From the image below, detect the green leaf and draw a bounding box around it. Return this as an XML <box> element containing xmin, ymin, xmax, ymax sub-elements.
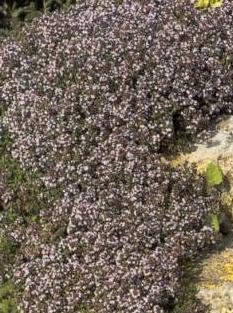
<box><xmin>194</xmin><ymin>0</ymin><xmax>210</xmax><ymax>9</ymax></box>
<box><xmin>51</xmin><ymin>226</ymin><xmax>67</xmax><ymax>241</ymax></box>
<box><xmin>206</xmin><ymin>162</ymin><xmax>224</xmax><ymax>186</ymax></box>
<box><xmin>209</xmin><ymin>213</ymin><xmax>220</xmax><ymax>233</ymax></box>
<box><xmin>210</xmin><ymin>0</ymin><xmax>223</xmax><ymax>7</ymax></box>
<box><xmin>194</xmin><ymin>0</ymin><xmax>223</xmax><ymax>9</ymax></box>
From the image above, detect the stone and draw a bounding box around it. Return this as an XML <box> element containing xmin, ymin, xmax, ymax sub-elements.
<box><xmin>171</xmin><ymin>115</ymin><xmax>233</xmax><ymax>313</ymax></box>
<box><xmin>220</xmin><ymin>212</ymin><xmax>232</xmax><ymax>235</ymax></box>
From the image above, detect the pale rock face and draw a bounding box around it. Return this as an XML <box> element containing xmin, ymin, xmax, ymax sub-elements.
<box><xmin>172</xmin><ymin>115</ymin><xmax>233</xmax><ymax>313</ymax></box>
<box><xmin>198</xmin><ymin>249</ymin><xmax>233</xmax><ymax>313</ymax></box>
<box><xmin>172</xmin><ymin>116</ymin><xmax>233</xmax><ymax>173</ymax></box>
<box><xmin>172</xmin><ymin>115</ymin><xmax>233</xmax><ymax>213</ymax></box>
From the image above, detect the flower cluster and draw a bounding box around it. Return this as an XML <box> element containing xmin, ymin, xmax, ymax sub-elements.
<box><xmin>0</xmin><ymin>0</ymin><xmax>230</xmax><ymax>312</ymax></box>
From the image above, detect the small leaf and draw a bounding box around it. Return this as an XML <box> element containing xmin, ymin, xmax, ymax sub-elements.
<box><xmin>194</xmin><ymin>0</ymin><xmax>223</xmax><ymax>9</ymax></box>
<box><xmin>209</xmin><ymin>213</ymin><xmax>220</xmax><ymax>233</ymax></box>
<box><xmin>206</xmin><ymin>162</ymin><xmax>224</xmax><ymax>186</ymax></box>
<box><xmin>210</xmin><ymin>0</ymin><xmax>223</xmax><ymax>7</ymax></box>
<box><xmin>51</xmin><ymin>226</ymin><xmax>67</xmax><ymax>241</ymax></box>
<box><xmin>194</xmin><ymin>0</ymin><xmax>210</xmax><ymax>10</ymax></box>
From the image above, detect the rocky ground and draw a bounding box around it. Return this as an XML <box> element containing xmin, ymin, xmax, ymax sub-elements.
<box><xmin>172</xmin><ymin>116</ymin><xmax>233</xmax><ymax>313</ymax></box>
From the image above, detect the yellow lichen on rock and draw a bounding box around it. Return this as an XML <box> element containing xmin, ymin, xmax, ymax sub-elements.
<box><xmin>223</xmin><ymin>263</ymin><xmax>233</xmax><ymax>282</ymax></box>
<box><xmin>200</xmin><ymin>282</ymin><xmax>218</xmax><ymax>289</ymax></box>
<box><xmin>170</xmin><ymin>156</ymin><xmax>212</xmax><ymax>174</ymax></box>
<box><xmin>199</xmin><ymin>250</ymin><xmax>233</xmax><ymax>286</ymax></box>
<box><xmin>197</xmin><ymin>249</ymin><xmax>233</xmax><ymax>312</ymax></box>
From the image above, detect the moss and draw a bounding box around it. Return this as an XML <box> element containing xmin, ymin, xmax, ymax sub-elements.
<box><xmin>0</xmin><ymin>281</ymin><xmax>19</xmax><ymax>313</ymax></box>
<box><xmin>0</xmin><ymin>236</ymin><xmax>18</xmax><ymax>257</ymax></box>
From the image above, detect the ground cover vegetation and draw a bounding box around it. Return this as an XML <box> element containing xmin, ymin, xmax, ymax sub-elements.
<box><xmin>0</xmin><ymin>0</ymin><xmax>233</xmax><ymax>312</ymax></box>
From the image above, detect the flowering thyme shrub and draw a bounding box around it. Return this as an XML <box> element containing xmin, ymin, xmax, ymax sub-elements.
<box><xmin>0</xmin><ymin>0</ymin><xmax>231</xmax><ymax>312</ymax></box>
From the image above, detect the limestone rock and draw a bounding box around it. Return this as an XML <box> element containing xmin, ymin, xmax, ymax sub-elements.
<box><xmin>171</xmin><ymin>115</ymin><xmax>233</xmax><ymax>313</ymax></box>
